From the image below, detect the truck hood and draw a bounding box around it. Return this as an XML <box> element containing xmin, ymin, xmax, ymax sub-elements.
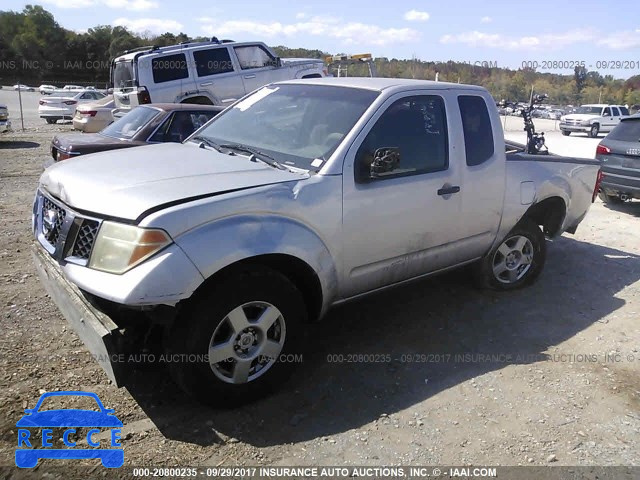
<box><xmin>40</xmin><ymin>143</ymin><xmax>308</xmax><ymax>221</ymax></box>
<box><xmin>563</xmin><ymin>114</ymin><xmax>598</xmax><ymax>121</ymax></box>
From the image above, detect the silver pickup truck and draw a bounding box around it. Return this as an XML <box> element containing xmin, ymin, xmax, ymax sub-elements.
<box><xmin>32</xmin><ymin>78</ymin><xmax>602</xmax><ymax>405</ymax></box>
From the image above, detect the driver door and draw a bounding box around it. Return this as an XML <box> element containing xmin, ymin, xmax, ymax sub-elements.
<box><xmin>341</xmin><ymin>92</ymin><xmax>464</xmax><ymax>298</ymax></box>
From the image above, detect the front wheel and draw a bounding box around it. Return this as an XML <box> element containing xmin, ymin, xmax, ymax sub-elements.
<box><xmin>167</xmin><ymin>266</ymin><xmax>307</xmax><ymax>406</ymax></box>
<box><xmin>45</xmin><ymin>118</ymin><xmax>57</xmax><ymax>124</ymax></box>
<box><xmin>561</xmin><ymin>130</ymin><xmax>570</xmax><ymax>136</ymax></box>
<box><xmin>476</xmin><ymin>217</ymin><xmax>546</xmax><ymax>291</ymax></box>
<box><xmin>589</xmin><ymin>123</ymin><xmax>600</xmax><ymax>138</ymax></box>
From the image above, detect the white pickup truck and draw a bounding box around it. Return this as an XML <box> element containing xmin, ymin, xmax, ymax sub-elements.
<box><xmin>32</xmin><ymin>78</ymin><xmax>601</xmax><ymax>405</ymax></box>
<box><xmin>560</xmin><ymin>104</ymin><xmax>630</xmax><ymax>137</ymax></box>
<box><xmin>111</xmin><ymin>39</ymin><xmax>326</xmax><ymax>111</ymax></box>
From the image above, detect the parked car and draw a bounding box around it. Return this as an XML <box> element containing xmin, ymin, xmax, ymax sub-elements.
<box><xmin>560</xmin><ymin>104</ymin><xmax>629</xmax><ymax>137</ymax></box>
<box><xmin>72</xmin><ymin>95</ymin><xmax>116</xmax><ymax>133</ymax></box>
<box><xmin>13</xmin><ymin>84</ymin><xmax>35</xmax><ymax>92</ymax></box>
<box><xmin>62</xmin><ymin>85</ymin><xmax>84</xmax><ymax>91</ymax></box>
<box><xmin>32</xmin><ymin>78</ymin><xmax>601</xmax><ymax>405</ymax></box>
<box><xmin>0</xmin><ymin>103</ymin><xmax>11</xmax><ymax>133</ymax></box>
<box><xmin>39</xmin><ymin>84</ymin><xmax>56</xmax><ymax>95</ymax></box>
<box><xmin>39</xmin><ymin>90</ymin><xmax>107</xmax><ymax>124</ymax></box>
<box><xmin>111</xmin><ymin>37</ymin><xmax>326</xmax><ymax>111</ymax></box>
<box><xmin>596</xmin><ymin>113</ymin><xmax>640</xmax><ymax>204</ymax></box>
<box><xmin>52</xmin><ymin>103</ymin><xmax>222</xmax><ymax>160</ymax></box>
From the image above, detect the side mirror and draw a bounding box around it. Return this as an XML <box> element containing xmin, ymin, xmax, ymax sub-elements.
<box><xmin>370</xmin><ymin>147</ymin><xmax>400</xmax><ymax>178</ymax></box>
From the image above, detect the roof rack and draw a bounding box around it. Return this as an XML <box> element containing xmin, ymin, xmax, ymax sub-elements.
<box><xmin>119</xmin><ymin>38</ymin><xmax>237</xmax><ymax>57</ymax></box>
<box><xmin>122</xmin><ymin>45</ymin><xmax>159</xmax><ymax>55</ymax></box>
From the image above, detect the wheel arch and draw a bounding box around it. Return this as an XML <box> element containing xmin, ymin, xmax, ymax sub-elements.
<box><xmin>191</xmin><ymin>253</ymin><xmax>324</xmax><ymax>323</ymax></box>
<box><xmin>180</xmin><ymin>95</ymin><xmax>215</xmax><ymax>105</ymax></box>
<box><xmin>521</xmin><ymin>195</ymin><xmax>567</xmax><ymax>237</ymax></box>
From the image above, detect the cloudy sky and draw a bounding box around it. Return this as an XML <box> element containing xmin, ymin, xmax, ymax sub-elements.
<box><xmin>4</xmin><ymin>0</ymin><xmax>640</xmax><ymax>78</ymax></box>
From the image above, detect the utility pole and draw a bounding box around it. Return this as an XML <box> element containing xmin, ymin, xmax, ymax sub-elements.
<box><xmin>17</xmin><ymin>80</ymin><xmax>25</xmax><ymax>131</ymax></box>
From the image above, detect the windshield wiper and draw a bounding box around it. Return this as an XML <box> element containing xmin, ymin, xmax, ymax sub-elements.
<box><xmin>218</xmin><ymin>143</ymin><xmax>286</xmax><ymax>170</ymax></box>
<box><xmin>191</xmin><ymin>135</ymin><xmax>224</xmax><ymax>153</ymax></box>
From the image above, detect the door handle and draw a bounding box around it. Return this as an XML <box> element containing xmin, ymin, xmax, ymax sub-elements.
<box><xmin>244</xmin><ymin>74</ymin><xmax>256</xmax><ymax>79</ymax></box>
<box><xmin>200</xmin><ymin>82</ymin><xmax>213</xmax><ymax>87</ymax></box>
<box><xmin>437</xmin><ymin>185</ymin><xmax>461</xmax><ymax>196</ymax></box>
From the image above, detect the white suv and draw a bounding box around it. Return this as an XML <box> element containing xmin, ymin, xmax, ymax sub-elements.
<box><xmin>560</xmin><ymin>104</ymin><xmax>630</xmax><ymax>137</ymax></box>
<box><xmin>111</xmin><ymin>38</ymin><xmax>326</xmax><ymax>111</ymax></box>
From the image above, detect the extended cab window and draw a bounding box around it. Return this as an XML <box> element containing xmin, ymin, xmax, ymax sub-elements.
<box><xmin>152</xmin><ymin>53</ymin><xmax>189</xmax><ymax>83</ymax></box>
<box><xmin>234</xmin><ymin>46</ymin><xmax>275</xmax><ymax>69</ymax></box>
<box><xmin>356</xmin><ymin>95</ymin><xmax>448</xmax><ymax>181</ymax></box>
<box><xmin>458</xmin><ymin>95</ymin><xmax>495</xmax><ymax>166</ymax></box>
<box><xmin>193</xmin><ymin>48</ymin><xmax>234</xmax><ymax>76</ymax></box>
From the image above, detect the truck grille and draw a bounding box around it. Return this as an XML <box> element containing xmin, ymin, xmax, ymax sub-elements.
<box><xmin>36</xmin><ymin>192</ymin><xmax>101</xmax><ymax>264</ymax></box>
<box><xmin>41</xmin><ymin>197</ymin><xmax>66</xmax><ymax>246</ymax></box>
<box><xmin>72</xmin><ymin>220</ymin><xmax>99</xmax><ymax>259</ymax></box>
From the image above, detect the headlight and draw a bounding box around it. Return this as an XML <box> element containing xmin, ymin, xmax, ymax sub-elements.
<box><xmin>581</xmin><ymin>120</ymin><xmax>591</xmax><ymax>126</ymax></box>
<box><xmin>89</xmin><ymin>221</ymin><xmax>172</xmax><ymax>274</ymax></box>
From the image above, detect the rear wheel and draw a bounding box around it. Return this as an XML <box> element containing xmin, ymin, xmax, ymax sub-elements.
<box><xmin>589</xmin><ymin>123</ymin><xmax>600</xmax><ymax>138</ymax></box>
<box><xmin>167</xmin><ymin>266</ymin><xmax>307</xmax><ymax>406</ymax></box>
<box><xmin>45</xmin><ymin>118</ymin><xmax>57</xmax><ymax>124</ymax></box>
<box><xmin>598</xmin><ymin>191</ymin><xmax>624</xmax><ymax>204</ymax></box>
<box><xmin>561</xmin><ymin>130</ymin><xmax>570</xmax><ymax>136</ymax></box>
<box><xmin>476</xmin><ymin>217</ymin><xmax>546</xmax><ymax>291</ymax></box>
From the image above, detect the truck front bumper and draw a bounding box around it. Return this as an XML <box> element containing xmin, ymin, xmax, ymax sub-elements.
<box><xmin>32</xmin><ymin>245</ymin><xmax>128</xmax><ymax>386</ymax></box>
<box><xmin>0</xmin><ymin>119</ymin><xmax>11</xmax><ymax>133</ymax></box>
<box><xmin>559</xmin><ymin>123</ymin><xmax>590</xmax><ymax>133</ymax></box>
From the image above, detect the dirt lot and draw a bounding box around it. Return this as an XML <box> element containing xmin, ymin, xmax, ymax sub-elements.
<box><xmin>0</xmin><ymin>92</ymin><xmax>639</xmax><ymax>475</ymax></box>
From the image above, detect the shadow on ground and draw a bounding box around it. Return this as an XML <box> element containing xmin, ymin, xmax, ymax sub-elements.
<box><xmin>601</xmin><ymin>199</ymin><xmax>640</xmax><ymax>218</ymax></box>
<box><xmin>0</xmin><ymin>140</ymin><xmax>40</xmax><ymax>149</ymax></box>
<box><xmin>124</xmin><ymin>236</ymin><xmax>640</xmax><ymax>447</ymax></box>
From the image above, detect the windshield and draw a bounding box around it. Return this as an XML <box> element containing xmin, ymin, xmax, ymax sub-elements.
<box><xmin>113</xmin><ymin>60</ymin><xmax>135</xmax><ymax>89</ymax></box>
<box><xmin>576</xmin><ymin>106</ymin><xmax>603</xmax><ymax>115</ymax></box>
<box><xmin>191</xmin><ymin>84</ymin><xmax>379</xmax><ymax>170</ymax></box>
<box><xmin>101</xmin><ymin>106</ymin><xmax>160</xmax><ymax>139</ymax></box>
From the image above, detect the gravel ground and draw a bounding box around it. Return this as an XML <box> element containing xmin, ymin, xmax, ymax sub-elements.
<box><xmin>0</xmin><ymin>89</ymin><xmax>639</xmax><ymax>474</ymax></box>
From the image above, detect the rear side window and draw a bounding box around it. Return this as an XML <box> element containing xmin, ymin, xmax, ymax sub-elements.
<box><xmin>234</xmin><ymin>46</ymin><xmax>274</xmax><ymax>69</ymax></box>
<box><xmin>458</xmin><ymin>95</ymin><xmax>495</xmax><ymax>166</ymax></box>
<box><xmin>612</xmin><ymin>107</ymin><xmax>620</xmax><ymax>116</ymax></box>
<box><xmin>152</xmin><ymin>54</ymin><xmax>188</xmax><ymax>83</ymax></box>
<box><xmin>193</xmin><ymin>48</ymin><xmax>234</xmax><ymax>76</ymax></box>
<box><xmin>620</xmin><ymin>107</ymin><xmax>630</xmax><ymax>116</ymax></box>
<box><xmin>606</xmin><ymin>119</ymin><xmax>640</xmax><ymax>142</ymax></box>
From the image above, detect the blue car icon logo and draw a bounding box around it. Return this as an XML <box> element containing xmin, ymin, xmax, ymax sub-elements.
<box><xmin>16</xmin><ymin>391</ymin><xmax>123</xmax><ymax>468</ymax></box>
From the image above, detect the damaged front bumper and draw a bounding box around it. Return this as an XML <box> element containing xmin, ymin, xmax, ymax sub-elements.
<box><xmin>32</xmin><ymin>245</ymin><xmax>130</xmax><ymax>386</ymax></box>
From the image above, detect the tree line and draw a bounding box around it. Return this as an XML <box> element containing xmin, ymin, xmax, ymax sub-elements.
<box><xmin>1</xmin><ymin>5</ymin><xmax>638</xmax><ymax>106</ymax></box>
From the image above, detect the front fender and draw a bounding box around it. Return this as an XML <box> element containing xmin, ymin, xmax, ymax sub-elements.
<box><xmin>174</xmin><ymin>214</ymin><xmax>339</xmax><ymax>315</ymax></box>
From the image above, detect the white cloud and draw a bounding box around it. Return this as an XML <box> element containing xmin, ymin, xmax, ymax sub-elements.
<box><xmin>440</xmin><ymin>29</ymin><xmax>597</xmax><ymax>50</ymax></box>
<box><xmin>480</xmin><ymin>16</ymin><xmax>492</xmax><ymax>23</ymax></box>
<box><xmin>597</xmin><ymin>30</ymin><xmax>640</xmax><ymax>49</ymax></box>
<box><xmin>113</xmin><ymin>17</ymin><xmax>184</xmax><ymax>34</ymax></box>
<box><xmin>42</xmin><ymin>0</ymin><xmax>157</xmax><ymax>9</ymax></box>
<box><xmin>201</xmin><ymin>18</ymin><xmax>420</xmax><ymax>46</ymax></box>
<box><xmin>103</xmin><ymin>0</ymin><xmax>158</xmax><ymax>11</ymax></box>
<box><xmin>295</xmin><ymin>12</ymin><xmax>307</xmax><ymax>20</ymax></box>
<box><xmin>404</xmin><ymin>10</ymin><xmax>430</xmax><ymax>22</ymax></box>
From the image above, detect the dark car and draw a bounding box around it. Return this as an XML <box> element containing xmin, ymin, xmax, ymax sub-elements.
<box><xmin>597</xmin><ymin>114</ymin><xmax>640</xmax><ymax>204</ymax></box>
<box><xmin>51</xmin><ymin>103</ymin><xmax>224</xmax><ymax>161</ymax></box>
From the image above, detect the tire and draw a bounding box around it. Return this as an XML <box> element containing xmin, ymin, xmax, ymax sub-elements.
<box><xmin>45</xmin><ymin>118</ymin><xmax>57</xmax><ymax>124</ymax></box>
<box><xmin>598</xmin><ymin>190</ymin><xmax>623</xmax><ymax>204</ymax></box>
<box><xmin>476</xmin><ymin>217</ymin><xmax>546</xmax><ymax>291</ymax></box>
<box><xmin>561</xmin><ymin>130</ymin><xmax>570</xmax><ymax>136</ymax></box>
<box><xmin>589</xmin><ymin>123</ymin><xmax>599</xmax><ymax>138</ymax></box>
<box><xmin>166</xmin><ymin>266</ymin><xmax>307</xmax><ymax>406</ymax></box>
